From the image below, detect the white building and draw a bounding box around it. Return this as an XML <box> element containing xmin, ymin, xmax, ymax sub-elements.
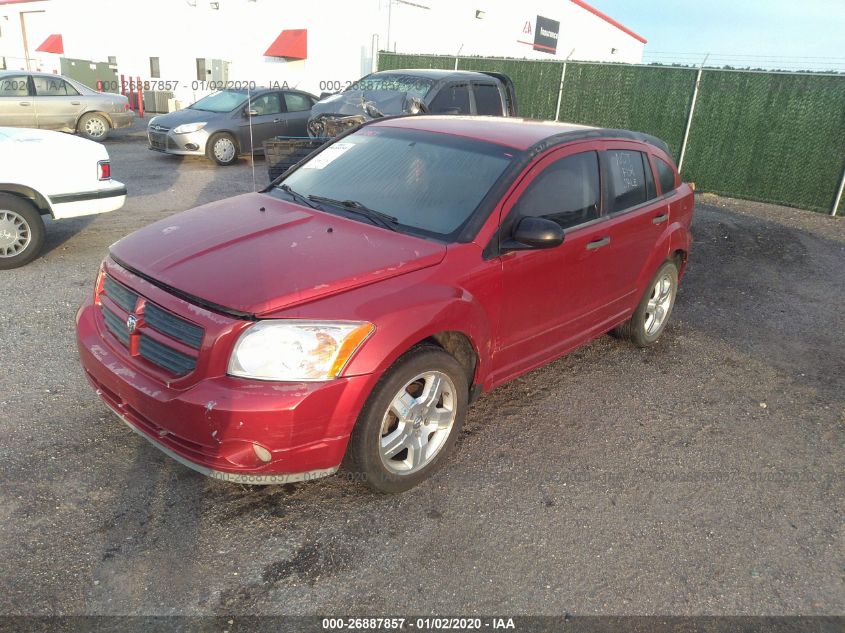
<box><xmin>0</xmin><ymin>0</ymin><xmax>646</xmax><ymax>104</ymax></box>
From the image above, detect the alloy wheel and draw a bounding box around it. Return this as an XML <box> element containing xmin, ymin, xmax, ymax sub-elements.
<box><xmin>379</xmin><ymin>371</ymin><xmax>457</xmax><ymax>475</ymax></box>
<box><xmin>644</xmin><ymin>273</ymin><xmax>674</xmax><ymax>336</ymax></box>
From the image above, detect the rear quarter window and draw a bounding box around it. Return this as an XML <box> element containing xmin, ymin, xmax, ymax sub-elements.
<box><xmin>655</xmin><ymin>156</ymin><xmax>678</xmax><ymax>194</ymax></box>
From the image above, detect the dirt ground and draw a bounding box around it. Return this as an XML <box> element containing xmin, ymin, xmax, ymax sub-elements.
<box><xmin>0</xmin><ymin>121</ymin><xmax>842</xmax><ymax>616</ymax></box>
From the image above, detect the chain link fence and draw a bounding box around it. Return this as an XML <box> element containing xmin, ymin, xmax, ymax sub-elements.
<box><xmin>378</xmin><ymin>52</ymin><xmax>845</xmax><ymax>215</ymax></box>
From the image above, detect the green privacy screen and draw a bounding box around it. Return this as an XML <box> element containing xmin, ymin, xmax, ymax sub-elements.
<box><xmin>378</xmin><ymin>52</ymin><xmax>845</xmax><ymax>214</ymax></box>
<box><xmin>681</xmin><ymin>71</ymin><xmax>845</xmax><ymax>213</ymax></box>
<box><xmin>556</xmin><ymin>63</ymin><xmax>696</xmax><ymax>161</ymax></box>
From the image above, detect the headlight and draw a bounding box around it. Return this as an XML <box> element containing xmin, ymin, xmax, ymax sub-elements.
<box><xmin>172</xmin><ymin>122</ymin><xmax>207</xmax><ymax>134</ymax></box>
<box><xmin>228</xmin><ymin>320</ymin><xmax>374</xmax><ymax>381</ymax></box>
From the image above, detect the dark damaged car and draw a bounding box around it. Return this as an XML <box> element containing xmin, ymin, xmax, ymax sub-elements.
<box><xmin>306</xmin><ymin>69</ymin><xmax>517</xmax><ymax>138</ymax></box>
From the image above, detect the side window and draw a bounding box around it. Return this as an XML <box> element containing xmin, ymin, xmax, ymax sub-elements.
<box><xmin>473</xmin><ymin>83</ymin><xmax>503</xmax><ymax>116</ymax></box>
<box><xmin>607</xmin><ymin>150</ymin><xmax>647</xmax><ymax>212</ymax></box>
<box><xmin>655</xmin><ymin>156</ymin><xmax>678</xmax><ymax>195</ymax></box>
<box><xmin>427</xmin><ymin>83</ymin><xmax>471</xmax><ymax>114</ymax></box>
<box><xmin>0</xmin><ymin>75</ymin><xmax>30</xmax><ymax>97</ymax></box>
<box><xmin>516</xmin><ymin>151</ymin><xmax>601</xmax><ymax>230</ymax></box>
<box><xmin>284</xmin><ymin>92</ymin><xmax>312</xmax><ymax>112</ymax></box>
<box><xmin>249</xmin><ymin>92</ymin><xmax>284</xmax><ymax>116</ymax></box>
<box><xmin>33</xmin><ymin>76</ymin><xmax>79</xmax><ymax>96</ymax></box>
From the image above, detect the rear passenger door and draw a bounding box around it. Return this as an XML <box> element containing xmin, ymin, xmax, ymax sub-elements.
<box><xmin>597</xmin><ymin>143</ymin><xmax>671</xmax><ymax>315</ymax></box>
<box><xmin>0</xmin><ymin>74</ymin><xmax>35</xmax><ymax>127</ymax></box>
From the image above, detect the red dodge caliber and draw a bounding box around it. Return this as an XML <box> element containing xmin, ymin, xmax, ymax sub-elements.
<box><xmin>77</xmin><ymin>116</ymin><xmax>693</xmax><ymax>493</ymax></box>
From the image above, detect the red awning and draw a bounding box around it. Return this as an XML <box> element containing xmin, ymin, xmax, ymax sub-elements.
<box><xmin>264</xmin><ymin>29</ymin><xmax>307</xmax><ymax>60</ymax></box>
<box><xmin>36</xmin><ymin>34</ymin><xmax>63</xmax><ymax>54</ymax></box>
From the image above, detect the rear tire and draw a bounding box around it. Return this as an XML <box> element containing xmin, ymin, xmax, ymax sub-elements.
<box><xmin>77</xmin><ymin>113</ymin><xmax>110</xmax><ymax>141</ymax></box>
<box><xmin>0</xmin><ymin>194</ymin><xmax>45</xmax><ymax>269</ymax></box>
<box><xmin>206</xmin><ymin>132</ymin><xmax>239</xmax><ymax>166</ymax></box>
<box><xmin>614</xmin><ymin>260</ymin><xmax>679</xmax><ymax>347</ymax></box>
<box><xmin>345</xmin><ymin>345</ymin><xmax>468</xmax><ymax>493</ymax></box>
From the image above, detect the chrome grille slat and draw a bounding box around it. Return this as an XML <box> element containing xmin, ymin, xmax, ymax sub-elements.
<box><xmin>144</xmin><ymin>303</ymin><xmax>204</xmax><ymax>349</ymax></box>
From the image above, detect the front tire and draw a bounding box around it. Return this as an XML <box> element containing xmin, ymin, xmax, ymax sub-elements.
<box><xmin>0</xmin><ymin>194</ymin><xmax>45</xmax><ymax>269</ymax></box>
<box><xmin>345</xmin><ymin>345</ymin><xmax>469</xmax><ymax>493</ymax></box>
<box><xmin>77</xmin><ymin>113</ymin><xmax>110</xmax><ymax>141</ymax></box>
<box><xmin>614</xmin><ymin>260</ymin><xmax>679</xmax><ymax>347</ymax></box>
<box><xmin>207</xmin><ymin>132</ymin><xmax>239</xmax><ymax>166</ymax></box>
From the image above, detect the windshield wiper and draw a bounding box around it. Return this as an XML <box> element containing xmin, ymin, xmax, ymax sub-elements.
<box><xmin>307</xmin><ymin>195</ymin><xmax>399</xmax><ymax>231</ymax></box>
<box><xmin>278</xmin><ymin>184</ymin><xmax>319</xmax><ymax>209</ymax></box>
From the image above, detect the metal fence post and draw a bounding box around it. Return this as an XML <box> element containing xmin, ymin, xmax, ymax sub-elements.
<box><xmin>831</xmin><ymin>162</ymin><xmax>845</xmax><ymax>216</ymax></box>
<box><xmin>554</xmin><ymin>63</ymin><xmax>567</xmax><ymax>122</ymax></box>
<box><xmin>678</xmin><ymin>54</ymin><xmax>709</xmax><ymax>173</ymax></box>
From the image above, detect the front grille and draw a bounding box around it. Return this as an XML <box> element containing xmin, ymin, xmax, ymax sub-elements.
<box><xmin>99</xmin><ymin>273</ymin><xmax>205</xmax><ymax>378</ymax></box>
<box><xmin>138</xmin><ymin>334</ymin><xmax>197</xmax><ymax>376</ymax></box>
<box><xmin>103</xmin><ymin>276</ymin><xmax>138</xmax><ymax>312</ymax></box>
<box><xmin>101</xmin><ymin>306</ymin><xmax>130</xmax><ymax>345</ymax></box>
<box><xmin>148</xmin><ymin>131</ymin><xmax>168</xmax><ymax>150</ymax></box>
<box><xmin>144</xmin><ymin>303</ymin><xmax>203</xmax><ymax>349</ymax></box>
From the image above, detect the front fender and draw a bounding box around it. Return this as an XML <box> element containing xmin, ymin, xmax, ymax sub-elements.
<box><xmin>342</xmin><ymin>281</ymin><xmax>493</xmax><ymax>384</ymax></box>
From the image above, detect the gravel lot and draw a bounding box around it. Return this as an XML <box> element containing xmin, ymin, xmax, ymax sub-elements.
<box><xmin>0</xmin><ymin>119</ymin><xmax>843</xmax><ymax>617</ymax></box>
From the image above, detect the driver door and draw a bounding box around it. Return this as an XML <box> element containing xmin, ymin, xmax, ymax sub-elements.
<box><xmin>491</xmin><ymin>142</ymin><xmax>616</xmax><ymax>383</ymax></box>
<box><xmin>238</xmin><ymin>91</ymin><xmax>286</xmax><ymax>152</ymax></box>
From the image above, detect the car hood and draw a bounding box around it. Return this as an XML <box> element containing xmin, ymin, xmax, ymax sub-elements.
<box><xmin>310</xmin><ymin>90</ymin><xmax>413</xmax><ymax>119</ymax></box>
<box><xmin>109</xmin><ymin>192</ymin><xmax>446</xmax><ymax>316</ymax></box>
<box><xmin>149</xmin><ymin>107</ymin><xmax>221</xmax><ymax>128</ymax></box>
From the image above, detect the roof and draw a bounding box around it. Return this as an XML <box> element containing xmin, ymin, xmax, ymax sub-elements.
<box><xmin>372</xmin><ymin>116</ymin><xmax>596</xmax><ymax>150</ymax></box>
<box><xmin>371</xmin><ymin>69</ymin><xmax>501</xmax><ymax>82</ymax></box>
<box><xmin>371</xmin><ymin>116</ymin><xmax>670</xmax><ymax>155</ymax></box>
<box><xmin>570</xmin><ymin>0</ymin><xmax>647</xmax><ymax>44</ymax></box>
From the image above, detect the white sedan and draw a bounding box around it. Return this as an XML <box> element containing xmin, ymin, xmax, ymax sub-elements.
<box><xmin>0</xmin><ymin>127</ymin><xmax>126</xmax><ymax>269</ymax></box>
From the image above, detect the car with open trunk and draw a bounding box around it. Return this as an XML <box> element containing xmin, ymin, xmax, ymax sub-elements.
<box><xmin>76</xmin><ymin>116</ymin><xmax>693</xmax><ymax>493</ymax></box>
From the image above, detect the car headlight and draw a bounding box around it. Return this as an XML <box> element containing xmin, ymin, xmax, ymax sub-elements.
<box><xmin>228</xmin><ymin>320</ymin><xmax>375</xmax><ymax>381</ymax></box>
<box><xmin>172</xmin><ymin>122</ymin><xmax>207</xmax><ymax>134</ymax></box>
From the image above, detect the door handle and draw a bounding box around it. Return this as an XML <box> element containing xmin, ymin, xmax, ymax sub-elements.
<box><xmin>272</xmin><ymin>118</ymin><xmax>282</xmax><ymax>123</ymax></box>
<box><xmin>652</xmin><ymin>213</ymin><xmax>669</xmax><ymax>225</ymax></box>
<box><xmin>586</xmin><ymin>236</ymin><xmax>611</xmax><ymax>250</ymax></box>
<box><xmin>71</xmin><ymin>101</ymin><xmax>81</xmax><ymax>105</ymax></box>
<box><xmin>19</xmin><ymin>102</ymin><xmax>31</xmax><ymax>106</ymax></box>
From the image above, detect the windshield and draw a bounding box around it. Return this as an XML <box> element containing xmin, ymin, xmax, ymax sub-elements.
<box><xmin>345</xmin><ymin>74</ymin><xmax>434</xmax><ymax>100</ymax></box>
<box><xmin>189</xmin><ymin>90</ymin><xmax>248</xmax><ymax>113</ymax></box>
<box><xmin>274</xmin><ymin>127</ymin><xmax>515</xmax><ymax>238</ymax></box>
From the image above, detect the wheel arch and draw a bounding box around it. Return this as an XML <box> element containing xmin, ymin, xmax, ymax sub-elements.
<box><xmin>0</xmin><ymin>184</ymin><xmax>53</xmax><ymax>216</ymax></box>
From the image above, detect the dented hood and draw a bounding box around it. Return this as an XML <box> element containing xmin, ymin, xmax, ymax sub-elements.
<box><xmin>310</xmin><ymin>90</ymin><xmax>414</xmax><ymax>119</ymax></box>
<box><xmin>109</xmin><ymin>192</ymin><xmax>446</xmax><ymax>316</ymax></box>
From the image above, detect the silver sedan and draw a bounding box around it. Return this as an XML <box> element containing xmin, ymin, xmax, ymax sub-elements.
<box><xmin>0</xmin><ymin>71</ymin><xmax>134</xmax><ymax>141</ymax></box>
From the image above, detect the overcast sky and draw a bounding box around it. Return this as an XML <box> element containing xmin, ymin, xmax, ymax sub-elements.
<box><xmin>590</xmin><ymin>0</ymin><xmax>845</xmax><ymax>71</ymax></box>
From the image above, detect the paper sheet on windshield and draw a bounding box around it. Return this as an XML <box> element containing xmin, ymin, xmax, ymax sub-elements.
<box><xmin>303</xmin><ymin>142</ymin><xmax>355</xmax><ymax>169</ymax></box>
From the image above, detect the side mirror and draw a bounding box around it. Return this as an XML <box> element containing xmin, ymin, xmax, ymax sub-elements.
<box><xmin>245</xmin><ymin>108</ymin><xmax>258</xmax><ymax>118</ymax></box>
<box><xmin>319</xmin><ymin>91</ymin><xmax>333</xmax><ymax>100</ymax></box>
<box><xmin>504</xmin><ymin>217</ymin><xmax>565</xmax><ymax>251</ymax></box>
